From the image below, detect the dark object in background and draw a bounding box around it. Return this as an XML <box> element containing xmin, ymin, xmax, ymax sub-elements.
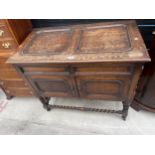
<box><xmin>132</xmin><ymin>31</ymin><xmax>155</xmax><ymax>112</ymax></box>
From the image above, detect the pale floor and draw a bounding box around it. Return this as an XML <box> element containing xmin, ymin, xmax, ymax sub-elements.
<box><xmin>0</xmin><ymin>89</ymin><xmax>155</xmax><ymax>135</ymax></box>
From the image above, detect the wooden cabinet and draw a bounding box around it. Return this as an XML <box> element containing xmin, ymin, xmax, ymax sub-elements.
<box><xmin>0</xmin><ymin>19</ymin><xmax>33</xmax><ymax>98</ymax></box>
<box><xmin>8</xmin><ymin>20</ymin><xmax>150</xmax><ymax>120</ymax></box>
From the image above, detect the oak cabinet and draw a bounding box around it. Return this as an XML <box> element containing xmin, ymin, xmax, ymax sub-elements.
<box><xmin>8</xmin><ymin>20</ymin><xmax>150</xmax><ymax>120</ymax></box>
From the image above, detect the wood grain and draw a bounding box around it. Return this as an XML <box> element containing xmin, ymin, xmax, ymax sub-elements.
<box><xmin>0</xmin><ymin>19</ymin><xmax>33</xmax><ymax>98</ymax></box>
<box><xmin>8</xmin><ymin>20</ymin><xmax>150</xmax><ymax>64</ymax></box>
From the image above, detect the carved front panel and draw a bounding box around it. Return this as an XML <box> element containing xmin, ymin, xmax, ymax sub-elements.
<box><xmin>77</xmin><ymin>75</ymin><xmax>130</xmax><ymax>101</ymax></box>
<box><xmin>26</xmin><ymin>75</ymin><xmax>76</xmax><ymax>97</ymax></box>
<box><xmin>33</xmin><ymin>78</ymin><xmax>75</xmax><ymax>97</ymax></box>
<box><xmin>75</xmin><ymin>63</ymin><xmax>133</xmax><ymax>100</ymax></box>
<box><xmin>21</xmin><ymin>65</ymin><xmax>77</xmax><ymax>97</ymax></box>
<box><xmin>20</xmin><ymin>63</ymin><xmax>133</xmax><ymax>100</ymax></box>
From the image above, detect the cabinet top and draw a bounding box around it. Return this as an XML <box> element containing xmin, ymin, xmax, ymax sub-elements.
<box><xmin>8</xmin><ymin>20</ymin><xmax>150</xmax><ymax>64</ymax></box>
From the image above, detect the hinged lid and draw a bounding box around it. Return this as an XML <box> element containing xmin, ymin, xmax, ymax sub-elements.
<box><xmin>8</xmin><ymin>20</ymin><xmax>150</xmax><ymax>64</ymax></box>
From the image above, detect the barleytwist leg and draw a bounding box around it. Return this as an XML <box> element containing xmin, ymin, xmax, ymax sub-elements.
<box><xmin>122</xmin><ymin>102</ymin><xmax>129</xmax><ymax>121</ymax></box>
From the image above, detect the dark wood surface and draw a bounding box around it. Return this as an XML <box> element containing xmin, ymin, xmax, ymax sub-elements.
<box><xmin>131</xmin><ymin>31</ymin><xmax>155</xmax><ymax>112</ymax></box>
<box><xmin>8</xmin><ymin>20</ymin><xmax>150</xmax><ymax>120</ymax></box>
<box><xmin>0</xmin><ymin>19</ymin><xmax>33</xmax><ymax>98</ymax></box>
<box><xmin>8</xmin><ymin>20</ymin><xmax>150</xmax><ymax>64</ymax></box>
<box><xmin>31</xmin><ymin>19</ymin><xmax>155</xmax><ymax>50</ymax></box>
<box><xmin>6</xmin><ymin>19</ymin><xmax>32</xmax><ymax>45</ymax></box>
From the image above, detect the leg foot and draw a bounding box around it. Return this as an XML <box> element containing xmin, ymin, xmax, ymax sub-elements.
<box><xmin>6</xmin><ymin>95</ymin><xmax>14</xmax><ymax>100</ymax></box>
<box><xmin>39</xmin><ymin>97</ymin><xmax>51</xmax><ymax>111</ymax></box>
<box><xmin>122</xmin><ymin>102</ymin><xmax>129</xmax><ymax>121</ymax></box>
<box><xmin>43</xmin><ymin>103</ymin><xmax>51</xmax><ymax>111</ymax></box>
<box><xmin>122</xmin><ymin>115</ymin><xmax>126</xmax><ymax>121</ymax></box>
<box><xmin>1</xmin><ymin>87</ymin><xmax>14</xmax><ymax>100</ymax></box>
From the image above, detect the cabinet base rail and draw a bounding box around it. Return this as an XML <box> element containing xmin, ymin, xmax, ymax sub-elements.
<box><xmin>41</xmin><ymin>100</ymin><xmax>128</xmax><ymax>121</ymax></box>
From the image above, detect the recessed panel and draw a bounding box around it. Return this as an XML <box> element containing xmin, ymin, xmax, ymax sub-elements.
<box><xmin>85</xmin><ymin>81</ymin><xmax>121</xmax><ymax>95</ymax></box>
<box><xmin>78</xmin><ymin>25</ymin><xmax>132</xmax><ymax>53</ymax></box>
<box><xmin>34</xmin><ymin>80</ymin><xmax>69</xmax><ymax>93</ymax></box>
<box><xmin>30</xmin><ymin>77</ymin><xmax>76</xmax><ymax>97</ymax></box>
<box><xmin>22</xmin><ymin>30</ymin><xmax>73</xmax><ymax>55</ymax></box>
<box><xmin>77</xmin><ymin>74</ymin><xmax>130</xmax><ymax>100</ymax></box>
